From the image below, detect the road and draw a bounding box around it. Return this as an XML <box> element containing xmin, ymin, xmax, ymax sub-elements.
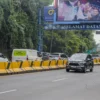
<box><xmin>0</xmin><ymin>66</ymin><xmax>100</xmax><ymax>100</ymax></box>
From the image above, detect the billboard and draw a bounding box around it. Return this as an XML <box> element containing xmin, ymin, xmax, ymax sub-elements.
<box><xmin>43</xmin><ymin>0</ymin><xmax>100</xmax><ymax>30</ymax></box>
<box><xmin>57</xmin><ymin>0</ymin><xmax>100</xmax><ymax>23</ymax></box>
<box><xmin>44</xmin><ymin>6</ymin><xmax>55</xmax><ymax>21</ymax></box>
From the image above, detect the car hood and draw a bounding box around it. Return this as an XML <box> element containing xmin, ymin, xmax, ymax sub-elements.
<box><xmin>69</xmin><ymin>59</ymin><xmax>84</xmax><ymax>62</ymax></box>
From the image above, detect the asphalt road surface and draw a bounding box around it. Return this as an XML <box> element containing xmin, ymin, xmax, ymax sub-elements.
<box><xmin>0</xmin><ymin>66</ymin><xmax>100</xmax><ymax>100</ymax></box>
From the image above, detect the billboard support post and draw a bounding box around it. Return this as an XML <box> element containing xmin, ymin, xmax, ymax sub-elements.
<box><xmin>38</xmin><ymin>8</ymin><xmax>43</xmax><ymax>52</ymax></box>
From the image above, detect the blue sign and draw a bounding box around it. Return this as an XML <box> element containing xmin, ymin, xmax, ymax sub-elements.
<box><xmin>44</xmin><ymin>6</ymin><xmax>55</xmax><ymax>21</ymax></box>
<box><xmin>44</xmin><ymin>24</ymin><xmax>100</xmax><ymax>30</ymax></box>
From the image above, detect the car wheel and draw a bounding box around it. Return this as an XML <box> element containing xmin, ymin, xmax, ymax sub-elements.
<box><xmin>90</xmin><ymin>63</ymin><xmax>94</xmax><ymax>72</ymax></box>
<box><xmin>66</xmin><ymin>68</ymin><xmax>70</xmax><ymax>72</ymax></box>
<box><xmin>90</xmin><ymin>66</ymin><xmax>93</xmax><ymax>72</ymax></box>
<box><xmin>83</xmin><ymin>67</ymin><xmax>87</xmax><ymax>73</ymax></box>
<box><xmin>90</xmin><ymin>68</ymin><xmax>93</xmax><ymax>72</ymax></box>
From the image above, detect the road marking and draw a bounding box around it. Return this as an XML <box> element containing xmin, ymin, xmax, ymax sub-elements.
<box><xmin>0</xmin><ymin>89</ymin><xmax>17</xmax><ymax>95</ymax></box>
<box><xmin>52</xmin><ymin>78</ymin><xmax>68</xmax><ymax>82</ymax></box>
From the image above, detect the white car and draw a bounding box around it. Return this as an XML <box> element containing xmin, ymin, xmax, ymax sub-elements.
<box><xmin>0</xmin><ymin>53</ymin><xmax>9</xmax><ymax>62</ymax></box>
<box><xmin>50</xmin><ymin>53</ymin><xmax>68</xmax><ymax>60</ymax></box>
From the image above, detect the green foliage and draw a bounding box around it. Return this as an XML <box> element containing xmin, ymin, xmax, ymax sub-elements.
<box><xmin>0</xmin><ymin>0</ymin><xmax>40</xmax><ymax>57</ymax></box>
<box><xmin>43</xmin><ymin>30</ymin><xmax>96</xmax><ymax>55</ymax></box>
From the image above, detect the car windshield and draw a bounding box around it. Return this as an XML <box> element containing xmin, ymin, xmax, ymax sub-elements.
<box><xmin>70</xmin><ymin>54</ymin><xmax>87</xmax><ymax>61</ymax></box>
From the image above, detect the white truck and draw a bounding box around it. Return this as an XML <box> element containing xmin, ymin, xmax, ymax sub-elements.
<box><xmin>12</xmin><ymin>49</ymin><xmax>41</xmax><ymax>61</ymax></box>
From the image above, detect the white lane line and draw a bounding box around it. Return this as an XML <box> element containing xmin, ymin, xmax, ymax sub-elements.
<box><xmin>0</xmin><ymin>89</ymin><xmax>17</xmax><ymax>95</ymax></box>
<box><xmin>52</xmin><ymin>78</ymin><xmax>68</xmax><ymax>82</ymax></box>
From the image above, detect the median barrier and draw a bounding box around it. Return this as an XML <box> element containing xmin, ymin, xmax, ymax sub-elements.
<box><xmin>50</xmin><ymin>60</ymin><xmax>58</xmax><ymax>69</ymax></box>
<box><xmin>32</xmin><ymin>61</ymin><xmax>43</xmax><ymax>70</ymax></box>
<box><xmin>58</xmin><ymin>60</ymin><xmax>65</xmax><ymax>68</ymax></box>
<box><xmin>97</xmin><ymin>58</ymin><xmax>100</xmax><ymax>65</ymax></box>
<box><xmin>0</xmin><ymin>60</ymin><xmax>68</xmax><ymax>75</ymax></box>
<box><xmin>93</xmin><ymin>58</ymin><xmax>100</xmax><ymax>65</ymax></box>
<box><xmin>48</xmin><ymin>60</ymin><xmax>52</xmax><ymax>69</ymax></box>
<box><xmin>6</xmin><ymin>62</ymin><xmax>23</xmax><ymax>74</ymax></box>
<box><xmin>12</xmin><ymin>62</ymin><xmax>23</xmax><ymax>73</ymax></box>
<box><xmin>6</xmin><ymin>62</ymin><xmax>14</xmax><ymax>74</ymax></box>
<box><xmin>21</xmin><ymin>60</ymin><xmax>33</xmax><ymax>72</ymax></box>
<box><xmin>0</xmin><ymin>62</ymin><xmax>7</xmax><ymax>74</ymax></box>
<box><xmin>42</xmin><ymin>60</ymin><xmax>50</xmax><ymax>70</ymax></box>
<box><xmin>64</xmin><ymin>60</ymin><xmax>68</xmax><ymax>66</ymax></box>
<box><xmin>93</xmin><ymin>58</ymin><xmax>97</xmax><ymax>65</ymax></box>
<box><xmin>99</xmin><ymin>58</ymin><xmax>100</xmax><ymax>64</ymax></box>
<box><xmin>97</xmin><ymin>58</ymin><xmax>99</xmax><ymax>65</ymax></box>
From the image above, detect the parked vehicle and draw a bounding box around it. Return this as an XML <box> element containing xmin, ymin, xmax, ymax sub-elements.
<box><xmin>92</xmin><ymin>54</ymin><xmax>100</xmax><ymax>59</ymax></box>
<box><xmin>41</xmin><ymin>52</ymin><xmax>50</xmax><ymax>60</ymax></box>
<box><xmin>12</xmin><ymin>49</ymin><xmax>41</xmax><ymax>61</ymax></box>
<box><xmin>66</xmin><ymin>53</ymin><xmax>94</xmax><ymax>73</ymax></box>
<box><xmin>50</xmin><ymin>53</ymin><xmax>68</xmax><ymax>60</ymax></box>
<box><xmin>0</xmin><ymin>53</ymin><xmax>9</xmax><ymax>62</ymax></box>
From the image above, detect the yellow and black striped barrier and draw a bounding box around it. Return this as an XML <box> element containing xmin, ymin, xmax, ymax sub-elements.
<box><xmin>93</xmin><ymin>58</ymin><xmax>100</xmax><ymax>65</ymax></box>
<box><xmin>0</xmin><ymin>60</ymin><xmax>68</xmax><ymax>75</ymax></box>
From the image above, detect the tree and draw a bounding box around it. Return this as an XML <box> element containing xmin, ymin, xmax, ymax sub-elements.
<box><xmin>43</xmin><ymin>30</ymin><xmax>95</xmax><ymax>56</ymax></box>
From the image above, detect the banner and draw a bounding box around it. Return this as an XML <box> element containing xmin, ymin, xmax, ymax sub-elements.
<box><xmin>44</xmin><ymin>24</ymin><xmax>100</xmax><ymax>30</ymax></box>
<box><xmin>57</xmin><ymin>0</ymin><xmax>100</xmax><ymax>22</ymax></box>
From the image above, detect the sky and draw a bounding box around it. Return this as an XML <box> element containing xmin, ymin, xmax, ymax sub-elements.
<box><xmin>93</xmin><ymin>30</ymin><xmax>100</xmax><ymax>44</ymax></box>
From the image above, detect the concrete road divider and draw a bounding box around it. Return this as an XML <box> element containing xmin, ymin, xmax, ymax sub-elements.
<box><xmin>6</xmin><ymin>62</ymin><xmax>13</xmax><ymax>73</ymax></box>
<box><xmin>93</xmin><ymin>58</ymin><xmax>97</xmax><ymax>65</ymax></box>
<box><xmin>50</xmin><ymin>60</ymin><xmax>58</xmax><ymax>69</ymax></box>
<box><xmin>6</xmin><ymin>62</ymin><xmax>23</xmax><ymax>74</ymax></box>
<box><xmin>32</xmin><ymin>61</ymin><xmax>43</xmax><ymax>70</ymax></box>
<box><xmin>99</xmin><ymin>58</ymin><xmax>100</xmax><ymax>64</ymax></box>
<box><xmin>57</xmin><ymin>60</ymin><xmax>65</xmax><ymax>68</ymax></box>
<box><xmin>64</xmin><ymin>60</ymin><xmax>68</xmax><ymax>66</ymax></box>
<box><xmin>21</xmin><ymin>61</ymin><xmax>33</xmax><ymax>72</ymax></box>
<box><xmin>12</xmin><ymin>62</ymin><xmax>23</xmax><ymax>73</ymax></box>
<box><xmin>97</xmin><ymin>58</ymin><xmax>100</xmax><ymax>65</ymax></box>
<box><xmin>93</xmin><ymin>58</ymin><xmax>100</xmax><ymax>65</ymax></box>
<box><xmin>96</xmin><ymin>58</ymin><xmax>100</xmax><ymax>65</ymax></box>
<box><xmin>0</xmin><ymin>62</ymin><xmax>7</xmax><ymax>74</ymax></box>
<box><xmin>42</xmin><ymin>60</ymin><xmax>50</xmax><ymax>70</ymax></box>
